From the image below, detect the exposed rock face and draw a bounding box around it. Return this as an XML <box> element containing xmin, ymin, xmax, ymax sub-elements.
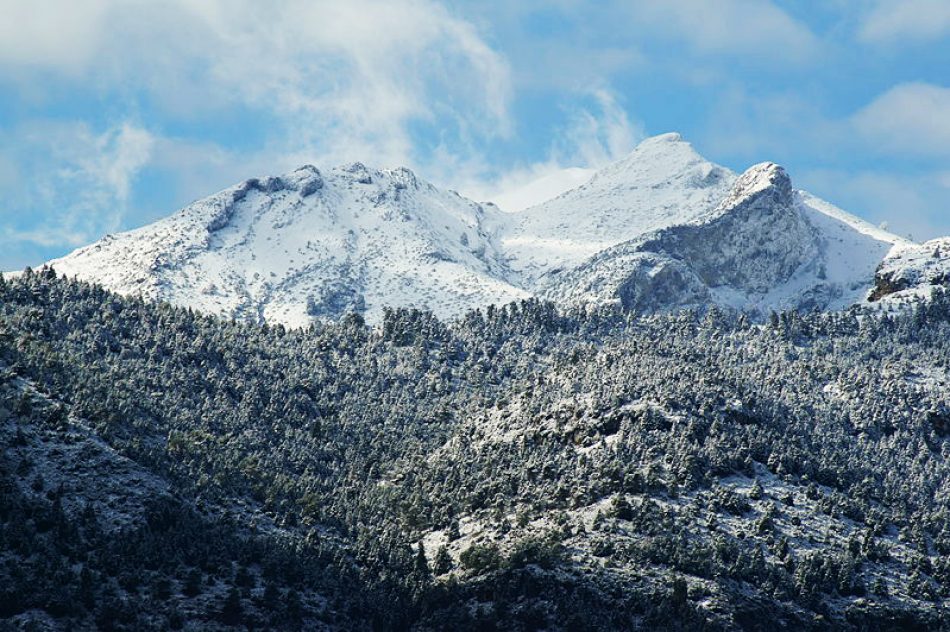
<box><xmin>868</xmin><ymin>274</ymin><xmax>911</xmax><ymax>302</ymax></box>
<box><xmin>544</xmin><ymin>163</ymin><xmax>829</xmax><ymax>314</ymax></box>
<box><xmin>615</xmin><ymin>255</ymin><xmax>711</xmax><ymax>313</ymax></box>
<box><xmin>639</xmin><ymin>163</ymin><xmax>819</xmax><ymax>296</ymax></box>
<box><xmin>869</xmin><ymin>238</ymin><xmax>950</xmax><ymax>303</ymax></box>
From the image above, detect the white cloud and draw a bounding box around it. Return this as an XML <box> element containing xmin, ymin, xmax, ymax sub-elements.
<box><xmin>0</xmin><ymin>0</ymin><xmax>111</xmax><ymax>75</ymax></box>
<box><xmin>0</xmin><ymin>0</ymin><xmax>511</xmax><ymax>170</ymax></box>
<box><xmin>0</xmin><ymin>0</ymin><xmax>514</xmax><ymax>261</ymax></box>
<box><xmin>628</xmin><ymin>0</ymin><xmax>819</xmax><ymax>62</ymax></box>
<box><xmin>556</xmin><ymin>89</ymin><xmax>642</xmax><ymax>167</ymax></box>
<box><xmin>858</xmin><ymin>0</ymin><xmax>950</xmax><ymax>44</ymax></box>
<box><xmin>0</xmin><ymin>121</ymin><xmax>154</xmax><ymax>248</ymax></box>
<box><xmin>458</xmin><ymin>89</ymin><xmax>642</xmax><ymax>209</ymax></box>
<box><xmin>852</xmin><ymin>83</ymin><xmax>950</xmax><ymax>157</ymax></box>
<box><xmin>486</xmin><ymin>166</ymin><xmax>594</xmax><ymax>212</ymax></box>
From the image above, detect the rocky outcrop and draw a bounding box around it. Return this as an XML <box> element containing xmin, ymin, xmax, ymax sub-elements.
<box><xmin>869</xmin><ymin>238</ymin><xmax>950</xmax><ymax>302</ymax></box>
<box><xmin>42</xmin><ymin>134</ymin><xmax>910</xmax><ymax>326</ymax></box>
<box><xmin>545</xmin><ymin>163</ymin><xmax>828</xmax><ymax>314</ymax></box>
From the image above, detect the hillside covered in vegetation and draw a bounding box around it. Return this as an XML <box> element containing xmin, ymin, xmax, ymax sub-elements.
<box><xmin>1</xmin><ymin>267</ymin><xmax>949</xmax><ymax>630</ymax></box>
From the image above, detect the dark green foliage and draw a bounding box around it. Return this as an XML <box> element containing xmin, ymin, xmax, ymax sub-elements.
<box><xmin>507</xmin><ymin>534</ymin><xmax>564</xmax><ymax>570</ymax></box>
<box><xmin>459</xmin><ymin>542</ymin><xmax>502</xmax><ymax>573</ymax></box>
<box><xmin>433</xmin><ymin>545</ymin><xmax>452</xmax><ymax>575</ymax></box>
<box><xmin>1</xmin><ymin>272</ymin><xmax>950</xmax><ymax>629</ymax></box>
<box><xmin>414</xmin><ymin>541</ymin><xmax>430</xmax><ymax>577</ymax></box>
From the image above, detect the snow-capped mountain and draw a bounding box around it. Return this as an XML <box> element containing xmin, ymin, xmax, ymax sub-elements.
<box><xmin>47</xmin><ymin>164</ymin><xmax>528</xmax><ymax>327</ymax></box>
<box><xmin>498</xmin><ymin>133</ymin><xmax>735</xmax><ymax>286</ymax></box>
<box><xmin>542</xmin><ymin>161</ymin><xmax>907</xmax><ymax>314</ymax></box>
<box><xmin>44</xmin><ymin>133</ymin><xmax>922</xmax><ymax>326</ymax></box>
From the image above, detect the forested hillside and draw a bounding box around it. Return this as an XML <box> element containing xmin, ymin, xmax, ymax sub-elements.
<box><xmin>2</xmin><ymin>267</ymin><xmax>949</xmax><ymax>630</ymax></box>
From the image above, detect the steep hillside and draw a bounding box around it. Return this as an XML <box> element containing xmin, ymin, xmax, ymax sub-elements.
<box><xmin>0</xmin><ymin>353</ymin><xmax>363</xmax><ymax>630</ymax></box>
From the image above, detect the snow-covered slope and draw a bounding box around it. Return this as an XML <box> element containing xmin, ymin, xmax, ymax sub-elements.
<box><xmin>489</xmin><ymin>166</ymin><xmax>595</xmax><ymax>213</ymax></box>
<box><xmin>869</xmin><ymin>238</ymin><xmax>950</xmax><ymax>304</ymax></box>
<box><xmin>542</xmin><ymin>162</ymin><xmax>907</xmax><ymax>314</ymax></box>
<box><xmin>44</xmin><ymin>133</ymin><xmax>916</xmax><ymax>326</ymax></box>
<box><xmin>48</xmin><ymin>164</ymin><xmax>528</xmax><ymax>326</ymax></box>
<box><xmin>498</xmin><ymin>133</ymin><xmax>736</xmax><ymax>286</ymax></box>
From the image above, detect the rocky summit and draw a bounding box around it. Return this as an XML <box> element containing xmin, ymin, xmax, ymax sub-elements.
<box><xmin>45</xmin><ymin>133</ymin><xmax>932</xmax><ymax>328</ymax></box>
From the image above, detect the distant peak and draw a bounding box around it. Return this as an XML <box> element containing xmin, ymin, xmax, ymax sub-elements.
<box><xmin>386</xmin><ymin>166</ymin><xmax>422</xmax><ymax>191</ymax></box>
<box><xmin>643</xmin><ymin>132</ymin><xmax>684</xmax><ymax>144</ymax></box>
<box><xmin>293</xmin><ymin>164</ymin><xmax>320</xmax><ymax>175</ymax></box>
<box><xmin>287</xmin><ymin>164</ymin><xmax>324</xmax><ymax>197</ymax></box>
<box><xmin>748</xmin><ymin>161</ymin><xmax>784</xmax><ymax>175</ymax></box>
<box><xmin>626</xmin><ymin>133</ymin><xmax>692</xmax><ymax>154</ymax></box>
<box><xmin>720</xmin><ymin>162</ymin><xmax>792</xmax><ymax>211</ymax></box>
<box><xmin>388</xmin><ymin>166</ymin><xmax>416</xmax><ymax>177</ymax></box>
<box><xmin>589</xmin><ymin>131</ymin><xmax>717</xmax><ymax>188</ymax></box>
<box><xmin>737</xmin><ymin>162</ymin><xmax>790</xmax><ymax>195</ymax></box>
<box><xmin>622</xmin><ymin>132</ymin><xmax>697</xmax><ymax>160</ymax></box>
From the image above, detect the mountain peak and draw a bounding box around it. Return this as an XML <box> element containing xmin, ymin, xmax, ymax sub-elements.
<box><xmin>620</xmin><ymin>131</ymin><xmax>694</xmax><ymax>158</ymax></box>
<box><xmin>48</xmin><ymin>159</ymin><xmax>526</xmax><ymax>326</ymax></box>
<box><xmin>45</xmin><ymin>140</ymin><xmax>912</xmax><ymax>327</ymax></box>
<box><xmin>293</xmin><ymin>163</ymin><xmax>320</xmax><ymax>175</ymax></box>
<box><xmin>285</xmin><ymin>164</ymin><xmax>324</xmax><ymax>196</ymax></box>
<box><xmin>719</xmin><ymin>162</ymin><xmax>792</xmax><ymax>212</ymax></box>
<box><xmin>638</xmin><ymin>131</ymin><xmax>684</xmax><ymax>145</ymax></box>
<box><xmin>590</xmin><ymin>132</ymin><xmax>723</xmax><ymax>189</ymax></box>
<box><xmin>337</xmin><ymin>161</ymin><xmax>375</xmax><ymax>184</ymax></box>
<box><xmin>500</xmin><ymin>133</ymin><xmax>736</xmax><ymax>283</ymax></box>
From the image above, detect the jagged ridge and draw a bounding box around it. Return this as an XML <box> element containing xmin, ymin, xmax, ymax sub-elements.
<box><xmin>541</xmin><ymin>162</ymin><xmax>901</xmax><ymax>315</ymax></box>
<box><xmin>45</xmin><ymin>134</ymin><xmax>913</xmax><ymax>325</ymax></box>
<box><xmin>48</xmin><ymin>163</ymin><xmax>528</xmax><ymax>326</ymax></box>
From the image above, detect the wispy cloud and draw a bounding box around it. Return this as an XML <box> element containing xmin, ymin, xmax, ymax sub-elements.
<box><xmin>459</xmin><ymin>88</ymin><xmax>643</xmax><ymax>208</ymax></box>
<box><xmin>0</xmin><ymin>0</ymin><xmax>512</xmax><ymax>259</ymax></box>
<box><xmin>0</xmin><ymin>0</ymin><xmax>511</xmax><ymax>169</ymax></box>
<box><xmin>626</xmin><ymin>0</ymin><xmax>820</xmax><ymax>62</ymax></box>
<box><xmin>858</xmin><ymin>0</ymin><xmax>950</xmax><ymax>44</ymax></box>
<box><xmin>0</xmin><ymin>0</ymin><xmax>112</xmax><ymax>75</ymax></box>
<box><xmin>852</xmin><ymin>82</ymin><xmax>950</xmax><ymax>157</ymax></box>
<box><xmin>0</xmin><ymin>121</ymin><xmax>153</xmax><ymax>248</ymax></box>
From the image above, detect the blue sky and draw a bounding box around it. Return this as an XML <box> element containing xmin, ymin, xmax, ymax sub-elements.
<box><xmin>0</xmin><ymin>0</ymin><xmax>948</xmax><ymax>270</ymax></box>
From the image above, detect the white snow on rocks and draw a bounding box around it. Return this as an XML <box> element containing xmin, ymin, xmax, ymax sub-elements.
<box><xmin>42</xmin><ymin>133</ymin><xmax>924</xmax><ymax>326</ymax></box>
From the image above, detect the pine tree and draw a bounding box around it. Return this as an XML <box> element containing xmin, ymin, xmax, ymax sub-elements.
<box><xmin>219</xmin><ymin>586</ymin><xmax>243</xmax><ymax>626</ymax></box>
<box><xmin>434</xmin><ymin>545</ymin><xmax>452</xmax><ymax>575</ymax></box>
<box><xmin>414</xmin><ymin>541</ymin><xmax>430</xmax><ymax>578</ymax></box>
